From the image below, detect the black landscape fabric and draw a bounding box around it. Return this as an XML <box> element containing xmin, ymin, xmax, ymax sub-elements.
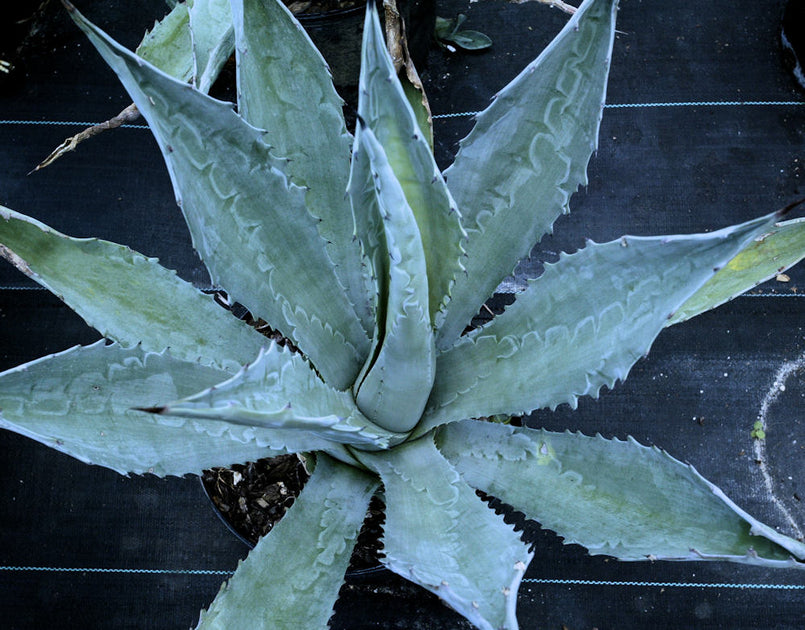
<box><xmin>1</xmin><ymin>0</ymin><xmax>804</xmax><ymax>628</ymax></box>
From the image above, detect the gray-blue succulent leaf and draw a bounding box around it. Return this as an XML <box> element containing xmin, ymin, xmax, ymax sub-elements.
<box><xmin>0</xmin><ymin>1</ymin><xmax>804</xmax><ymax>629</ymax></box>
<box><xmin>437</xmin><ymin>0</ymin><xmax>619</xmax><ymax>349</ymax></box>
<box><xmin>357</xmin><ymin>435</ymin><xmax>533</xmax><ymax>630</ymax></box>
<box><xmin>153</xmin><ymin>343</ymin><xmax>409</xmax><ymax>450</ymax></box>
<box><xmin>350</xmin><ymin>124</ymin><xmax>436</xmax><ymax>433</ymax></box>
<box><xmin>136</xmin><ymin>0</ymin><xmax>235</xmax><ymax>93</ymax></box>
<box><xmin>420</xmin><ymin>211</ymin><xmax>789</xmax><ymax>435</ymax></box>
<box><xmin>438</xmin><ymin>421</ymin><xmax>805</xmax><ymax>568</ymax></box>
<box><xmin>357</xmin><ymin>2</ymin><xmax>466</xmax><ymax>328</ymax></box>
<box><xmin>67</xmin><ymin>0</ymin><xmax>371</xmax><ymax>391</ymax></box>
<box><xmin>196</xmin><ymin>453</ymin><xmax>380</xmax><ymax>629</ymax></box>
<box><xmin>0</xmin><ymin>341</ymin><xmax>353</xmax><ymax>476</ymax></box>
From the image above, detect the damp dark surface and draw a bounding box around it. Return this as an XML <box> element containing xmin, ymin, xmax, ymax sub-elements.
<box><xmin>1</xmin><ymin>0</ymin><xmax>804</xmax><ymax>628</ymax></box>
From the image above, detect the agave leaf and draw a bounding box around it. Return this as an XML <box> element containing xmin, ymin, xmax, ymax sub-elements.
<box><xmin>66</xmin><ymin>3</ymin><xmax>370</xmax><ymax>390</ymax></box>
<box><xmin>358</xmin><ymin>436</ymin><xmax>532</xmax><ymax>630</ymax></box>
<box><xmin>197</xmin><ymin>454</ymin><xmax>378</xmax><ymax>630</ymax></box>
<box><xmin>231</xmin><ymin>0</ymin><xmax>371</xmax><ymax>333</ymax></box>
<box><xmin>421</xmin><ymin>213</ymin><xmax>780</xmax><ymax>434</ymax></box>
<box><xmin>437</xmin><ymin>0</ymin><xmax>618</xmax><ymax>349</ymax></box>
<box><xmin>359</xmin><ymin>3</ymin><xmax>466</xmax><ymax>324</ymax></box>
<box><xmin>189</xmin><ymin>0</ymin><xmax>235</xmax><ymax>94</ymax></box>
<box><xmin>402</xmin><ymin>76</ymin><xmax>434</xmax><ymax>151</ymax></box>
<box><xmin>352</xmin><ymin>126</ymin><xmax>436</xmax><ymax>433</ymax></box>
<box><xmin>347</xmin><ymin>122</ymin><xmax>389</xmax><ymax>326</ymax></box>
<box><xmin>135</xmin><ymin>0</ymin><xmax>235</xmax><ymax>91</ymax></box>
<box><xmin>438</xmin><ymin>421</ymin><xmax>805</xmax><ymax>567</ymax></box>
<box><xmin>0</xmin><ymin>205</ymin><xmax>263</xmax><ymax>372</ymax></box>
<box><xmin>135</xmin><ymin>0</ymin><xmax>193</xmax><ymax>81</ymax></box>
<box><xmin>0</xmin><ymin>342</ymin><xmax>351</xmax><ymax>476</ymax></box>
<box><xmin>383</xmin><ymin>0</ymin><xmax>434</xmax><ymax>149</ymax></box>
<box><xmin>669</xmin><ymin>216</ymin><xmax>805</xmax><ymax>325</ymax></box>
<box><xmin>153</xmin><ymin>344</ymin><xmax>408</xmax><ymax>449</ymax></box>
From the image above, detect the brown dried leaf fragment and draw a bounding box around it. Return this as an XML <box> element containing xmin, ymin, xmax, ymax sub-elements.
<box><xmin>31</xmin><ymin>103</ymin><xmax>141</xmax><ymax>173</ymax></box>
<box><xmin>383</xmin><ymin>0</ymin><xmax>433</xmax><ymax>148</ymax></box>
<box><xmin>509</xmin><ymin>0</ymin><xmax>577</xmax><ymax>15</ymax></box>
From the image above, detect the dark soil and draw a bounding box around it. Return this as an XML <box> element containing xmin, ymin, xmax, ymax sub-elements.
<box><xmin>201</xmin><ymin>454</ymin><xmax>310</xmax><ymax>547</ymax></box>
<box><xmin>201</xmin><ymin>454</ymin><xmax>387</xmax><ymax>573</ymax></box>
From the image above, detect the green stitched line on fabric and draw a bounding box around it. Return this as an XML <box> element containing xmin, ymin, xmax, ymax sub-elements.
<box><xmin>1</xmin><ymin>101</ymin><xmax>804</xmax><ymax>128</ymax></box>
<box><xmin>432</xmin><ymin>100</ymin><xmax>805</xmax><ymax>118</ymax></box>
<box><xmin>0</xmin><ymin>285</ymin><xmax>219</xmax><ymax>291</ymax></box>
<box><xmin>523</xmin><ymin>577</ymin><xmax>805</xmax><ymax>589</ymax></box>
<box><xmin>1</xmin><ymin>566</ymin><xmax>802</xmax><ymax>590</ymax></box>
<box><xmin>0</xmin><ymin>565</ymin><xmax>231</xmax><ymax>575</ymax></box>
<box><xmin>0</xmin><ymin>119</ymin><xmax>148</xmax><ymax>128</ymax></box>
<box><xmin>605</xmin><ymin>100</ymin><xmax>805</xmax><ymax>108</ymax></box>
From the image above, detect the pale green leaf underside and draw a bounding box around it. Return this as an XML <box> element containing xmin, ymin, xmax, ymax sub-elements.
<box><xmin>359</xmin><ymin>3</ymin><xmax>465</xmax><ymax>325</ymax></box>
<box><xmin>359</xmin><ymin>437</ymin><xmax>532</xmax><ymax>630</ymax></box>
<box><xmin>157</xmin><ymin>344</ymin><xmax>407</xmax><ymax>449</ymax></box>
<box><xmin>669</xmin><ymin>216</ymin><xmax>805</xmax><ymax>325</ymax></box>
<box><xmin>438</xmin><ymin>421</ymin><xmax>805</xmax><ymax>567</ymax></box>
<box><xmin>135</xmin><ymin>1</ymin><xmax>193</xmax><ymax>82</ymax></box>
<box><xmin>438</xmin><ymin>0</ymin><xmax>618</xmax><ymax>349</ymax></box>
<box><xmin>189</xmin><ymin>0</ymin><xmax>235</xmax><ymax>94</ymax></box>
<box><xmin>353</xmin><ymin>127</ymin><xmax>435</xmax><ymax>433</ymax></box>
<box><xmin>0</xmin><ymin>205</ymin><xmax>263</xmax><ymax>372</ymax></box>
<box><xmin>0</xmin><ymin>342</ymin><xmax>344</xmax><ymax>476</ymax></box>
<box><xmin>197</xmin><ymin>454</ymin><xmax>378</xmax><ymax>630</ymax></box>
<box><xmin>232</xmin><ymin>0</ymin><xmax>371</xmax><ymax>334</ymax></box>
<box><xmin>420</xmin><ymin>213</ymin><xmax>779</xmax><ymax>435</ymax></box>
<box><xmin>67</xmin><ymin>4</ymin><xmax>370</xmax><ymax>389</ymax></box>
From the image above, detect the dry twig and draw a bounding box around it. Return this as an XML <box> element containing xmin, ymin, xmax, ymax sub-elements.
<box><xmin>31</xmin><ymin>102</ymin><xmax>141</xmax><ymax>173</ymax></box>
<box><xmin>508</xmin><ymin>0</ymin><xmax>577</xmax><ymax>15</ymax></box>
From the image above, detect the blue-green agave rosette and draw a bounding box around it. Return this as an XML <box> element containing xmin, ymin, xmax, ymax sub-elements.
<box><xmin>1</xmin><ymin>0</ymin><xmax>805</xmax><ymax>628</ymax></box>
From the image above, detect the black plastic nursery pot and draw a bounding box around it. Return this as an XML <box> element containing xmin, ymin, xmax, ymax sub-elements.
<box><xmin>1</xmin><ymin>0</ymin><xmax>805</xmax><ymax>629</ymax></box>
<box><xmin>297</xmin><ymin>3</ymin><xmax>366</xmax><ymax>87</ymax></box>
<box><xmin>199</xmin><ymin>455</ymin><xmax>388</xmax><ymax>571</ymax></box>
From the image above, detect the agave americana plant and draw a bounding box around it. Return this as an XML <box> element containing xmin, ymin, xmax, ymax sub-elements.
<box><xmin>2</xmin><ymin>0</ymin><xmax>805</xmax><ymax>628</ymax></box>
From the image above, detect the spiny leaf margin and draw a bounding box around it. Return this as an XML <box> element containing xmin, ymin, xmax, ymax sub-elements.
<box><xmin>0</xmin><ymin>342</ymin><xmax>350</xmax><ymax>476</ymax></box>
<box><xmin>65</xmin><ymin>1</ymin><xmax>371</xmax><ymax>389</ymax></box>
<box><xmin>154</xmin><ymin>343</ymin><xmax>408</xmax><ymax>449</ymax></box>
<box><xmin>437</xmin><ymin>420</ymin><xmax>805</xmax><ymax>567</ymax></box>
<box><xmin>437</xmin><ymin>0</ymin><xmax>618</xmax><ymax>348</ymax></box>
<box><xmin>420</xmin><ymin>212</ymin><xmax>781</xmax><ymax>435</ymax></box>
<box><xmin>358</xmin><ymin>436</ymin><xmax>533</xmax><ymax>630</ymax></box>
<box><xmin>358</xmin><ymin>2</ymin><xmax>466</xmax><ymax>326</ymax></box>
<box><xmin>0</xmin><ymin>204</ymin><xmax>264</xmax><ymax>372</ymax></box>
<box><xmin>196</xmin><ymin>454</ymin><xmax>379</xmax><ymax>629</ymax></box>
